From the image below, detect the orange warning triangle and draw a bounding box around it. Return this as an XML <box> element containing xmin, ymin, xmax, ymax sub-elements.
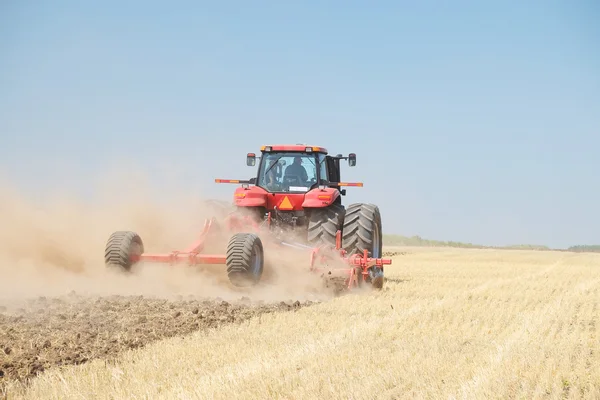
<box><xmin>279</xmin><ymin>196</ymin><xmax>293</xmax><ymax>210</ymax></box>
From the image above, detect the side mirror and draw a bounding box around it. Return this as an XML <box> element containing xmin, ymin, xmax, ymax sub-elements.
<box><xmin>246</xmin><ymin>153</ymin><xmax>256</xmax><ymax>166</ymax></box>
<box><xmin>348</xmin><ymin>153</ymin><xmax>356</xmax><ymax>167</ymax></box>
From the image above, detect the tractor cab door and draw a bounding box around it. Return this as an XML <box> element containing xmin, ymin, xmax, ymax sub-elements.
<box><xmin>325</xmin><ymin>155</ymin><xmax>340</xmax><ymax>184</ymax></box>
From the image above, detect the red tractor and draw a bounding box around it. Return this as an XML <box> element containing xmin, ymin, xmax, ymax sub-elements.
<box><xmin>104</xmin><ymin>144</ymin><xmax>391</xmax><ymax>291</ymax></box>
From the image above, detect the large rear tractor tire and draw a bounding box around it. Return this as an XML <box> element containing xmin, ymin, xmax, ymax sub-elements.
<box><xmin>104</xmin><ymin>231</ymin><xmax>144</xmax><ymax>272</ymax></box>
<box><xmin>341</xmin><ymin>203</ymin><xmax>384</xmax><ymax>289</ymax></box>
<box><xmin>226</xmin><ymin>233</ymin><xmax>264</xmax><ymax>287</ymax></box>
<box><xmin>307</xmin><ymin>203</ymin><xmax>345</xmax><ymax>247</ymax></box>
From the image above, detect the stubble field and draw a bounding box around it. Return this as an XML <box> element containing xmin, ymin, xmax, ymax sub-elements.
<box><xmin>1</xmin><ymin>182</ymin><xmax>599</xmax><ymax>399</ymax></box>
<box><xmin>2</xmin><ymin>246</ymin><xmax>599</xmax><ymax>399</ymax></box>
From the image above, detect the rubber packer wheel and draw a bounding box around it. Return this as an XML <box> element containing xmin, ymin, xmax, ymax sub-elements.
<box><xmin>226</xmin><ymin>233</ymin><xmax>264</xmax><ymax>287</ymax></box>
<box><xmin>341</xmin><ymin>203</ymin><xmax>384</xmax><ymax>289</ymax></box>
<box><xmin>104</xmin><ymin>230</ymin><xmax>144</xmax><ymax>272</ymax></box>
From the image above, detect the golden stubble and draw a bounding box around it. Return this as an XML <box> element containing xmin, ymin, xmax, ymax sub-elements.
<box><xmin>9</xmin><ymin>247</ymin><xmax>600</xmax><ymax>399</ymax></box>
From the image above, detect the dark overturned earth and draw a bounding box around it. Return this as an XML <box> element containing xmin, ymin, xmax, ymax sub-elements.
<box><xmin>0</xmin><ymin>293</ymin><xmax>314</xmax><ymax>391</ymax></box>
<box><xmin>0</xmin><ymin>251</ymin><xmax>402</xmax><ymax>392</ymax></box>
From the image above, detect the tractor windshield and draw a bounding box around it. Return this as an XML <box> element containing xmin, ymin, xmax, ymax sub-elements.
<box><xmin>257</xmin><ymin>151</ymin><xmax>323</xmax><ymax>193</ymax></box>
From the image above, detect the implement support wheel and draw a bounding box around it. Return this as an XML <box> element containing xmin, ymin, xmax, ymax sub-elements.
<box><xmin>104</xmin><ymin>230</ymin><xmax>144</xmax><ymax>272</ymax></box>
<box><xmin>226</xmin><ymin>233</ymin><xmax>264</xmax><ymax>287</ymax></box>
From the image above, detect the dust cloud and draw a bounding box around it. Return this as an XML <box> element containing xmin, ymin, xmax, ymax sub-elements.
<box><xmin>0</xmin><ymin>171</ymin><xmax>336</xmax><ymax>305</ymax></box>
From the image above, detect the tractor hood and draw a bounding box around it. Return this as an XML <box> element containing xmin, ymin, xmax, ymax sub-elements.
<box><xmin>232</xmin><ymin>186</ymin><xmax>340</xmax><ymax>211</ymax></box>
<box><xmin>232</xmin><ymin>185</ymin><xmax>269</xmax><ymax>207</ymax></box>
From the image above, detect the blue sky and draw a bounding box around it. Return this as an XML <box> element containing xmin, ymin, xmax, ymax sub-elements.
<box><xmin>1</xmin><ymin>1</ymin><xmax>598</xmax><ymax>248</ymax></box>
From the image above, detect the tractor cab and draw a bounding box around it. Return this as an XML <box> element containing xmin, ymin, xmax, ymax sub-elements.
<box><xmin>246</xmin><ymin>145</ymin><xmax>356</xmax><ymax>194</ymax></box>
<box><xmin>216</xmin><ymin>144</ymin><xmax>359</xmax><ymax>229</ymax></box>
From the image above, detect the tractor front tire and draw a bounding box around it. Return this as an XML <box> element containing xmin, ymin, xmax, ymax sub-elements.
<box><xmin>226</xmin><ymin>233</ymin><xmax>264</xmax><ymax>287</ymax></box>
<box><xmin>104</xmin><ymin>231</ymin><xmax>144</xmax><ymax>272</ymax></box>
<box><xmin>341</xmin><ymin>203</ymin><xmax>384</xmax><ymax>289</ymax></box>
<box><xmin>307</xmin><ymin>203</ymin><xmax>345</xmax><ymax>248</ymax></box>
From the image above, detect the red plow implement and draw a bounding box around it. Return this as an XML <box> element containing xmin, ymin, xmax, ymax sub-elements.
<box><xmin>309</xmin><ymin>231</ymin><xmax>392</xmax><ymax>290</ymax></box>
<box><xmin>105</xmin><ymin>213</ymin><xmax>392</xmax><ymax>292</ymax></box>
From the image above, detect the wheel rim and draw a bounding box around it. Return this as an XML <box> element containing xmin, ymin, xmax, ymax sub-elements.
<box><xmin>128</xmin><ymin>240</ymin><xmax>143</xmax><ymax>266</ymax></box>
<box><xmin>130</xmin><ymin>242</ymin><xmax>143</xmax><ymax>257</ymax></box>
<box><xmin>372</xmin><ymin>222</ymin><xmax>381</xmax><ymax>258</ymax></box>
<box><xmin>251</xmin><ymin>242</ymin><xmax>262</xmax><ymax>276</ymax></box>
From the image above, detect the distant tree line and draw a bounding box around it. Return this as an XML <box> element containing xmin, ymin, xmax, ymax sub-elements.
<box><xmin>383</xmin><ymin>234</ymin><xmax>599</xmax><ymax>253</ymax></box>
<box><xmin>566</xmin><ymin>245</ymin><xmax>600</xmax><ymax>253</ymax></box>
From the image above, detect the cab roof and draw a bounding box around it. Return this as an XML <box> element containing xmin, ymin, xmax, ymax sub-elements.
<box><xmin>260</xmin><ymin>144</ymin><xmax>328</xmax><ymax>154</ymax></box>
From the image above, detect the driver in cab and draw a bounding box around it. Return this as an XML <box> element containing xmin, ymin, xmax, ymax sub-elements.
<box><xmin>284</xmin><ymin>156</ymin><xmax>309</xmax><ymax>185</ymax></box>
<box><xmin>265</xmin><ymin>158</ymin><xmax>282</xmax><ymax>190</ymax></box>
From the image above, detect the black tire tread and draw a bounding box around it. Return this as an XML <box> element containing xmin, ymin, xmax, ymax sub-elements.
<box><xmin>104</xmin><ymin>231</ymin><xmax>144</xmax><ymax>271</ymax></box>
<box><xmin>341</xmin><ymin>203</ymin><xmax>384</xmax><ymax>289</ymax></box>
<box><xmin>307</xmin><ymin>203</ymin><xmax>345</xmax><ymax>247</ymax></box>
<box><xmin>341</xmin><ymin>203</ymin><xmax>382</xmax><ymax>257</ymax></box>
<box><xmin>226</xmin><ymin>233</ymin><xmax>264</xmax><ymax>286</ymax></box>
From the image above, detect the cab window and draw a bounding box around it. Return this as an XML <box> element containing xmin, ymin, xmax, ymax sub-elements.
<box><xmin>318</xmin><ymin>153</ymin><xmax>328</xmax><ymax>183</ymax></box>
<box><xmin>257</xmin><ymin>152</ymin><xmax>318</xmax><ymax>192</ymax></box>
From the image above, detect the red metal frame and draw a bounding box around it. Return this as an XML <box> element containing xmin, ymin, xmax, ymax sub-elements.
<box><xmin>130</xmin><ymin>218</ymin><xmax>227</xmax><ymax>266</ymax></box>
<box><xmin>309</xmin><ymin>230</ymin><xmax>392</xmax><ymax>289</ymax></box>
<box><xmin>127</xmin><ymin>213</ymin><xmax>392</xmax><ymax>290</ymax></box>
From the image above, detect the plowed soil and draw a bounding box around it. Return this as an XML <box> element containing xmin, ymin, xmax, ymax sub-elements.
<box><xmin>0</xmin><ymin>181</ymin><xmax>362</xmax><ymax>397</ymax></box>
<box><xmin>0</xmin><ymin>293</ymin><xmax>312</xmax><ymax>393</ymax></box>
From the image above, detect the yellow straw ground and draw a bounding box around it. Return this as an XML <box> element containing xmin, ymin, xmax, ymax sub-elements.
<box><xmin>9</xmin><ymin>247</ymin><xmax>600</xmax><ymax>399</ymax></box>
